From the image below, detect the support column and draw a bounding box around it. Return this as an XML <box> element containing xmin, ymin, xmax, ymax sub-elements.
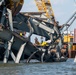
<box><xmin>15</xmin><ymin>43</ymin><xmax>26</xmax><ymax>63</ymax></box>
<box><xmin>10</xmin><ymin>51</ymin><xmax>16</xmax><ymax>62</ymax></box>
<box><xmin>3</xmin><ymin>36</ymin><xmax>14</xmax><ymax>63</ymax></box>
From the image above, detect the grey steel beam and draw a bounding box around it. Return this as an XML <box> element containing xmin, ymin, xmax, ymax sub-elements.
<box><xmin>15</xmin><ymin>43</ymin><xmax>26</xmax><ymax>63</ymax></box>
<box><xmin>3</xmin><ymin>36</ymin><xmax>14</xmax><ymax>63</ymax></box>
<box><xmin>32</xmin><ymin>19</ymin><xmax>54</xmax><ymax>34</ymax></box>
<box><xmin>7</xmin><ymin>8</ymin><xmax>13</xmax><ymax>31</ymax></box>
<box><xmin>27</xmin><ymin>19</ymin><xmax>34</xmax><ymax>40</ymax></box>
<box><xmin>65</xmin><ymin>11</ymin><xmax>76</xmax><ymax>24</ymax></box>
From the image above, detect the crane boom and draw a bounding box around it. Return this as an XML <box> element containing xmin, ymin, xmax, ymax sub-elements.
<box><xmin>34</xmin><ymin>0</ymin><xmax>56</xmax><ymax>24</ymax></box>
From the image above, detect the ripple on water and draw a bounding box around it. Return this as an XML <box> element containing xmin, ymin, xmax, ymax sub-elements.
<box><xmin>0</xmin><ymin>59</ymin><xmax>75</xmax><ymax>75</ymax></box>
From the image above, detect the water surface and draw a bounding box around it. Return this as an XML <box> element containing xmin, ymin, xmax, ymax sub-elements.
<box><xmin>0</xmin><ymin>59</ymin><xmax>76</xmax><ymax>75</ymax></box>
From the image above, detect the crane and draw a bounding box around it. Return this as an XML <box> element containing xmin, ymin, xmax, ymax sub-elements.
<box><xmin>34</xmin><ymin>0</ymin><xmax>56</xmax><ymax>24</ymax></box>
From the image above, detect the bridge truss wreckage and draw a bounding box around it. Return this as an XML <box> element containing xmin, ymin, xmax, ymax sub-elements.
<box><xmin>0</xmin><ymin>0</ymin><xmax>75</xmax><ymax>63</ymax></box>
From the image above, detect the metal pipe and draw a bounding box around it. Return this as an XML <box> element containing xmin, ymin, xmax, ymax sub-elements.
<box><xmin>65</xmin><ymin>11</ymin><xmax>76</xmax><ymax>24</ymax></box>
<box><xmin>60</xmin><ymin>11</ymin><xmax>76</xmax><ymax>30</ymax></box>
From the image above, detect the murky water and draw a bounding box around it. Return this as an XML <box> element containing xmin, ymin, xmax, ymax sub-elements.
<box><xmin>0</xmin><ymin>59</ymin><xmax>76</xmax><ymax>75</ymax></box>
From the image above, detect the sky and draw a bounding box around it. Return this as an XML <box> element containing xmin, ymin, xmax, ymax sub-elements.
<box><xmin>20</xmin><ymin>0</ymin><xmax>76</xmax><ymax>42</ymax></box>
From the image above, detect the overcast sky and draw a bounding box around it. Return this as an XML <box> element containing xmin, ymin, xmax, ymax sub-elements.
<box><xmin>21</xmin><ymin>0</ymin><xmax>76</xmax><ymax>31</ymax></box>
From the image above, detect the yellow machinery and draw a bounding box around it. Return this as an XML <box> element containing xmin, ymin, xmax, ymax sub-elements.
<box><xmin>63</xmin><ymin>34</ymin><xmax>75</xmax><ymax>51</ymax></box>
<box><xmin>63</xmin><ymin>34</ymin><xmax>73</xmax><ymax>43</ymax></box>
<box><xmin>34</xmin><ymin>0</ymin><xmax>56</xmax><ymax>24</ymax></box>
